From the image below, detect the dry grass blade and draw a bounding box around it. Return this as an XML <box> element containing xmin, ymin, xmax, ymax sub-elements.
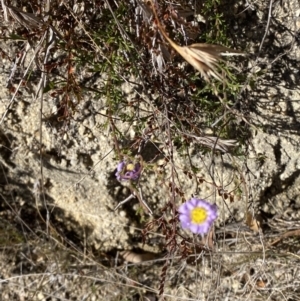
<box><xmin>0</xmin><ymin>0</ymin><xmax>8</xmax><ymax>21</ymax></box>
<box><xmin>182</xmin><ymin>131</ymin><xmax>236</xmax><ymax>152</ymax></box>
<box><xmin>5</xmin><ymin>4</ymin><xmax>44</xmax><ymax>30</ymax></box>
<box><xmin>150</xmin><ymin>1</ymin><xmax>244</xmax><ymax>82</ymax></box>
<box><xmin>136</xmin><ymin>0</ymin><xmax>153</xmax><ymax>24</ymax></box>
<box><xmin>195</xmin><ymin>136</ymin><xmax>236</xmax><ymax>152</ymax></box>
<box><xmin>188</xmin><ymin>43</ymin><xmax>244</xmax><ymax>81</ymax></box>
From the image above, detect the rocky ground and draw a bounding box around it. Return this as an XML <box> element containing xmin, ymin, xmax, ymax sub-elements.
<box><xmin>0</xmin><ymin>0</ymin><xmax>300</xmax><ymax>300</ymax></box>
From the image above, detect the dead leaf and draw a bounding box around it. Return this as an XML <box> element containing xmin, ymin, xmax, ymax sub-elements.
<box><xmin>246</xmin><ymin>211</ymin><xmax>261</xmax><ymax>233</ymax></box>
<box><xmin>121</xmin><ymin>250</ymin><xmax>159</xmax><ymax>263</ymax></box>
<box><xmin>256</xmin><ymin>279</ymin><xmax>266</xmax><ymax>288</ymax></box>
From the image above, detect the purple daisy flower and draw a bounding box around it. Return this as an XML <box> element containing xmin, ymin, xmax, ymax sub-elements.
<box><xmin>115</xmin><ymin>161</ymin><xmax>142</xmax><ymax>181</ymax></box>
<box><xmin>178</xmin><ymin>198</ymin><xmax>218</xmax><ymax>235</ymax></box>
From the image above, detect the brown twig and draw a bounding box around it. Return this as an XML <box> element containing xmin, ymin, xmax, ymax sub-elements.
<box><xmin>268</xmin><ymin>229</ymin><xmax>300</xmax><ymax>247</ymax></box>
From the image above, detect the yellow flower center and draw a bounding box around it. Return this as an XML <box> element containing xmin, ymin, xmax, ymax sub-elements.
<box><xmin>190</xmin><ymin>207</ymin><xmax>207</xmax><ymax>224</ymax></box>
<box><xmin>126</xmin><ymin>163</ymin><xmax>134</xmax><ymax>171</ymax></box>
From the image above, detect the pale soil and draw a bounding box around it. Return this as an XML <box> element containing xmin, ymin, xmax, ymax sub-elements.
<box><xmin>0</xmin><ymin>0</ymin><xmax>300</xmax><ymax>300</ymax></box>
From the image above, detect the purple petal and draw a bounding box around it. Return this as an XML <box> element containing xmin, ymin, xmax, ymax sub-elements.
<box><xmin>189</xmin><ymin>224</ymin><xmax>201</xmax><ymax>234</ymax></box>
<box><xmin>190</xmin><ymin>223</ymin><xmax>210</xmax><ymax>234</ymax></box>
<box><xmin>178</xmin><ymin>203</ymin><xmax>189</xmax><ymax>214</ymax></box>
<box><xmin>178</xmin><ymin>198</ymin><xmax>218</xmax><ymax>235</ymax></box>
<box><xmin>117</xmin><ymin>162</ymin><xmax>125</xmax><ymax>172</ymax></box>
<box><xmin>189</xmin><ymin>198</ymin><xmax>199</xmax><ymax>207</ymax></box>
<box><xmin>179</xmin><ymin>213</ymin><xmax>190</xmax><ymax>224</ymax></box>
<box><xmin>115</xmin><ymin>161</ymin><xmax>142</xmax><ymax>181</ymax></box>
<box><xmin>180</xmin><ymin>219</ymin><xmax>191</xmax><ymax>229</ymax></box>
<box><xmin>185</xmin><ymin>200</ymin><xmax>197</xmax><ymax>211</ymax></box>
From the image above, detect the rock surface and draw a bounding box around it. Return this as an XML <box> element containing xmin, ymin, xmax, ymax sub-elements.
<box><xmin>0</xmin><ymin>0</ymin><xmax>300</xmax><ymax>299</ymax></box>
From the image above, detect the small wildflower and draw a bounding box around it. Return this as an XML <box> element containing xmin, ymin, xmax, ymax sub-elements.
<box><xmin>115</xmin><ymin>160</ymin><xmax>142</xmax><ymax>181</ymax></box>
<box><xmin>178</xmin><ymin>198</ymin><xmax>218</xmax><ymax>235</ymax></box>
